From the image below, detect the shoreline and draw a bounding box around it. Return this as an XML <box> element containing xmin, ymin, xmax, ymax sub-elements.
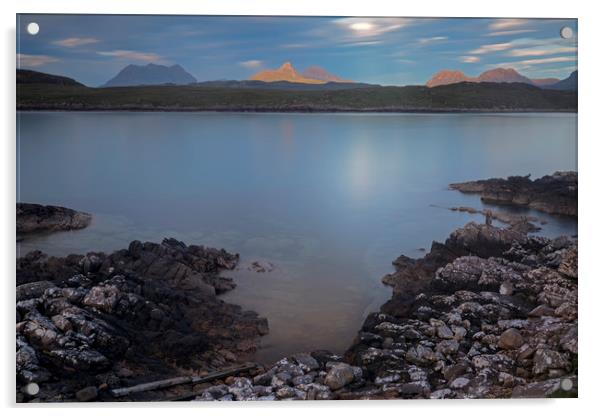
<box><xmin>17</xmin><ymin>107</ymin><xmax>578</xmax><ymax>114</ymax></box>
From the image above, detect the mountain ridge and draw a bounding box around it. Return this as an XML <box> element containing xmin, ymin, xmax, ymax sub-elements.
<box><xmin>426</xmin><ymin>67</ymin><xmax>573</xmax><ymax>89</ymax></box>
<box><xmin>102</xmin><ymin>63</ymin><xmax>197</xmax><ymax>87</ymax></box>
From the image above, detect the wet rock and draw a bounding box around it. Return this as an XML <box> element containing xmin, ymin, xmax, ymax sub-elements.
<box><xmin>17</xmin><ymin>203</ymin><xmax>91</xmax><ymax>234</ymax></box>
<box><xmin>449</xmin><ymin>172</ymin><xmax>577</xmax><ymax>216</ymax></box>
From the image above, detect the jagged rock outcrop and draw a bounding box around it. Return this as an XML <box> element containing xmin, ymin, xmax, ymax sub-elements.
<box><xmin>450</xmin><ymin>172</ymin><xmax>577</xmax><ymax>216</ymax></box>
<box><xmin>16</xmin><ymin>238</ymin><xmax>268</xmax><ymax>402</ymax></box>
<box><xmin>343</xmin><ymin>229</ymin><xmax>577</xmax><ymax>399</ymax></box>
<box><xmin>17</xmin><ymin>203</ymin><xmax>92</xmax><ymax>234</ymax></box>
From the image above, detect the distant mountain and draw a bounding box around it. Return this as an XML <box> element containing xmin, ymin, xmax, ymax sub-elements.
<box><xmin>301</xmin><ymin>66</ymin><xmax>353</xmax><ymax>83</ymax></box>
<box><xmin>250</xmin><ymin>62</ymin><xmax>326</xmax><ymax>84</ymax></box>
<box><xmin>426</xmin><ymin>70</ymin><xmax>472</xmax><ymax>87</ymax></box>
<box><xmin>477</xmin><ymin>68</ymin><xmax>532</xmax><ymax>84</ymax></box>
<box><xmin>547</xmin><ymin>71</ymin><xmax>577</xmax><ymax>91</ymax></box>
<box><xmin>426</xmin><ymin>68</ymin><xmax>567</xmax><ymax>89</ymax></box>
<box><xmin>103</xmin><ymin>63</ymin><xmax>197</xmax><ymax>87</ymax></box>
<box><xmin>17</xmin><ymin>69</ymin><xmax>84</xmax><ymax>86</ymax></box>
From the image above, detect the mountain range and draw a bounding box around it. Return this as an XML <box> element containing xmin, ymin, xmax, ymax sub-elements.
<box><xmin>250</xmin><ymin>62</ymin><xmax>352</xmax><ymax>84</ymax></box>
<box><xmin>102</xmin><ymin>63</ymin><xmax>197</xmax><ymax>87</ymax></box>
<box><xmin>426</xmin><ymin>68</ymin><xmax>576</xmax><ymax>90</ymax></box>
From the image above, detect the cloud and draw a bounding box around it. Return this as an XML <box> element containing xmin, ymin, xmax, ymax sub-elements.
<box><xmin>418</xmin><ymin>36</ymin><xmax>448</xmax><ymax>45</ymax></box>
<box><xmin>53</xmin><ymin>37</ymin><xmax>99</xmax><ymax>47</ymax></box>
<box><xmin>487</xmin><ymin>29</ymin><xmax>537</xmax><ymax>37</ymax></box>
<box><xmin>489</xmin><ymin>19</ymin><xmax>528</xmax><ymax>31</ymax></box>
<box><xmin>470</xmin><ymin>42</ymin><xmax>513</xmax><ymax>54</ymax></box>
<box><xmin>461</xmin><ymin>56</ymin><xmax>480</xmax><ymax>63</ymax></box>
<box><xmin>239</xmin><ymin>60</ymin><xmax>263</xmax><ymax>69</ymax></box>
<box><xmin>506</xmin><ymin>46</ymin><xmax>577</xmax><ymax>57</ymax></box>
<box><xmin>279</xmin><ymin>43</ymin><xmax>309</xmax><ymax>49</ymax></box>
<box><xmin>97</xmin><ymin>50</ymin><xmax>162</xmax><ymax>62</ymax></box>
<box><xmin>333</xmin><ymin>17</ymin><xmax>413</xmax><ymax>39</ymax></box>
<box><xmin>487</xmin><ymin>56</ymin><xmax>576</xmax><ymax>71</ymax></box>
<box><xmin>17</xmin><ymin>53</ymin><xmax>59</xmax><ymax>67</ymax></box>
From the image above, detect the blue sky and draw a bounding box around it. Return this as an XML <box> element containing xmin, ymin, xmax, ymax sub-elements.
<box><xmin>17</xmin><ymin>15</ymin><xmax>577</xmax><ymax>87</ymax></box>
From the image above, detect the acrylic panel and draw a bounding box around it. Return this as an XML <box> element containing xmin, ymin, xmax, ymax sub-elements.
<box><xmin>16</xmin><ymin>14</ymin><xmax>577</xmax><ymax>402</ymax></box>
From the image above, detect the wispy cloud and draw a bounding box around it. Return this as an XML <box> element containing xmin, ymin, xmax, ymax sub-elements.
<box><xmin>470</xmin><ymin>42</ymin><xmax>513</xmax><ymax>54</ymax></box>
<box><xmin>279</xmin><ymin>43</ymin><xmax>309</xmax><ymax>49</ymax></box>
<box><xmin>487</xmin><ymin>56</ymin><xmax>576</xmax><ymax>71</ymax></box>
<box><xmin>487</xmin><ymin>29</ymin><xmax>536</xmax><ymax>37</ymax></box>
<box><xmin>460</xmin><ymin>56</ymin><xmax>480</xmax><ymax>63</ymax></box>
<box><xmin>489</xmin><ymin>19</ymin><xmax>528</xmax><ymax>31</ymax></box>
<box><xmin>97</xmin><ymin>50</ymin><xmax>162</xmax><ymax>62</ymax></box>
<box><xmin>239</xmin><ymin>60</ymin><xmax>263</xmax><ymax>69</ymax></box>
<box><xmin>17</xmin><ymin>53</ymin><xmax>59</xmax><ymax>67</ymax></box>
<box><xmin>418</xmin><ymin>36</ymin><xmax>448</xmax><ymax>45</ymax></box>
<box><xmin>53</xmin><ymin>37</ymin><xmax>99</xmax><ymax>47</ymax></box>
<box><xmin>506</xmin><ymin>46</ymin><xmax>576</xmax><ymax>57</ymax></box>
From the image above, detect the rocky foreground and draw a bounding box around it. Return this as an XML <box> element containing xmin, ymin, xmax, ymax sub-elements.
<box><xmin>16</xmin><ymin>239</ymin><xmax>268</xmax><ymax>402</ymax></box>
<box><xmin>449</xmin><ymin>171</ymin><xmax>577</xmax><ymax>216</ymax></box>
<box><xmin>17</xmin><ymin>203</ymin><xmax>92</xmax><ymax>235</ymax></box>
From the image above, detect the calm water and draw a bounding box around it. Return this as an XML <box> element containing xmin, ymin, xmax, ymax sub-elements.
<box><xmin>17</xmin><ymin>112</ymin><xmax>577</xmax><ymax>363</ymax></box>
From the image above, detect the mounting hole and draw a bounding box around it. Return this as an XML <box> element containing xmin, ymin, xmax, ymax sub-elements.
<box><xmin>560</xmin><ymin>378</ymin><xmax>573</xmax><ymax>391</ymax></box>
<box><xmin>560</xmin><ymin>26</ymin><xmax>573</xmax><ymax>39</ymax></box>
<box><xmin>27</xmin><ymin>22</ymin><xmax>39</xmax><ymax>35</ymax></box>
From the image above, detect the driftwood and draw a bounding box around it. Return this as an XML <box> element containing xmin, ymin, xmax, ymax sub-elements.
<box><xmin>110</xmin><ymin>362</ymin><xmax>257</xmax><ymax>398</ymax></box>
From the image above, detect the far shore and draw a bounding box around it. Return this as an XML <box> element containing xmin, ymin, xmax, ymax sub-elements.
<box><xmin>16</xmin><ymin>107</ymin><xmax>578</xmax><ymax>114</ymax></box>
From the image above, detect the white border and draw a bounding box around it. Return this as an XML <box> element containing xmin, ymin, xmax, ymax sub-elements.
<box><xmin>3</xmin><ymin>1</ymin><xmax>601</xmax><ymax>415</ymax></box>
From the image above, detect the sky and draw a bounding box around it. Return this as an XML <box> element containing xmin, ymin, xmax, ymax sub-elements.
<box><xmin>16</xmin><ymin>15</ymin><xmax>577</xmax><ymax>87</ymax></box>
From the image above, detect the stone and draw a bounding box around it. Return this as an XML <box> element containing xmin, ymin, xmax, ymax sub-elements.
<box><xmin>82</xmin><ymin>284</ymin><xmax>120</xmax><ymax>313</ymax></box>
<box><xmin>324</xmin><ymin>363</ymin><xmax>355</xmax><ymax>390</ymax></box>
<box><xmin>16</xmin><ymin>281</ymin><xmax>56</xmax><ymax>302</ymax></box>
<box><xmin>436</xmin><ymin>340</ymin><xmax>459</xmax><ymax>355</ymax></box>
<box><xmin>499</xmin><ymin>281</ymin><xmax>514</xmax><ymax>295</ymax></box>
<box><xmin>528</xmin><ymin>305</ymin><xmax>556</xmax><ymax>317</ymax></box>
<box><xmin>430</xmin><ymin>388</ymin><xmax>454</xmax><ymax>399</ymax></box>
<box><xmin>75</xmin><ymin>386</ymin><xmax>98</xmax><ymax>402</ymax></box>
<box><xmin>450</xmin><ymin>377</ymin><xmax>471</xmax><ymax>389</ymax></box>
<box><xmin>498</xmin><ymin>328</ymin><xmax>524</xmax><ymax>350</ymax></box>
<box><xmin>533</xmin><ymin>349</ymin><xmax>570</xmax><ymax>376</ymax></box>
<box><xmin>293</xmin><ymin>352</ymin><xmax>320</xmax><ymax>372</ymax></box>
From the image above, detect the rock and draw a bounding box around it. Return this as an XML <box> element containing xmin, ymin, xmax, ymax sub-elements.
<box><xmin>512</xmin><ymin>377</ymin><xmax>575</xmax><ymax>398</ymax></box>
<box><xmin>430</xmin><ymin>388</ymin><xmax>454</xmax><ymax>399</ymax></box>
<box><xmin>16</xmin><ymin>281</ymin><xmax>56</xmax><ymax>302</ymax></box>
<box><xmin>436</xmin><ymin>340</ymin><xmax>459</xmax><ymax>355</ymax></box>
<box><xmin>533</xmin><ymin>349</ymin><xmax>570</xmax><ymax>376</ymax></box>
<box><xmin>17</xmin><ymin>203</ymin><xmax>92</xmax><ymax>234</ymax></box>
<box><xmin>449</xmin><ymin>172</ymin><xmax>577</xmax><ymax>216</ymax></box>
<box><xmin>498</xmin><ymin>328</ymin><xmax>524</xmax><ymax>350</ymax></box>
<box><xmin>248</xmin><ymin>260</ymin><xmax>274</xmax><ymax>273</ymax></box>
<box><xmin>324</xmin><ymin>363</ymin><xmax>355</xmax><ymax>390</ymax></box>
<box><xmin>499</xmin><ymin>281</ymin><xmax>514</xmax><ymax>295</ymax></box>
<box><xmin>82</xmin><ymin>284</ymin><xmax>120</xmax><ymax>313</ymax></box>
<box><xmin>449</xmin><ymin>377</ymin><xmax>471</xmax><ymax>389</ymax></box>
<box><xmin>293</xmin><ymin>353</ymin><xmax>320</xmax><ymax>372</ymax></box>
<box><xmin>528</xmin><ymin>305</ymin><xmax>556</xmax><ymax>317</ymax></box>
<box><xmin>75</xmin><ymin>386</ymin><xmax>98</xmax><ymax>402</ymax></box>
